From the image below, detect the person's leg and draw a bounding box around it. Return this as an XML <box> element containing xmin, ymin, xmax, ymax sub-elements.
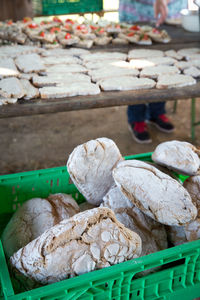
<box><xmin>127</xmin><ymin>105</ymin><xmax>152</xmax><ymax>143</ymax></box>
<box><xmin>148</xmin><ymin>102</ymin><xmax>174</xmax><ymax>133</ymax></box>
<box><xmin>127</xmin><ymin>104</ymin><xmax>147</xmax><ymax>123</ymax></box>
<box><xmin>149</xmin><ymin>102</ymin><xmax>166</xmax><ymax>119</ymax></box>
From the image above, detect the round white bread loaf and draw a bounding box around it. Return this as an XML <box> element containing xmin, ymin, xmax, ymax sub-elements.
<box><xmin>67</xmin><ymin>137</ymin><xmax>124</xmax><ymax>205</ymax></box>
<box><xmin>101</xmin><ymin>185</ymin><xmax>168</xmax><ymax>257</ymax></box>
<box><xmin>112</xmin><ymin>160</ymin><xmax>197</xmax><ymax>226</ymax></box>
<box><xmin>10</xmin><ymin>207</ymin><xmax>142</xmax><ymax>285</ymax></box>
<box><xmin>152</xmin><ymin>140</ymin><xmax>200</xmax><ymax>175</ymax></box>
<box><xmin>2</xmin><ymin>193</ymin><xmax>80</xmax><ymax>257</ymax></box>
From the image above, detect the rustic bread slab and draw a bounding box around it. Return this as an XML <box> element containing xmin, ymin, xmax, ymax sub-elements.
<box><xmin>140</xmin><ymin>65</ymin><xmax>179</xmax><ymax>79</ymax></box>
<box><xmin>67</xmin><ymin>137</ymin><xmax>123</xmax><ymax>205</ymax></box>
<box><xmin>112</xmin><ymin>160</ymin><xmax>197</xmax><ymax>226</ymax></box>
<box><xmin>20</xmin><ymin>79</ymin><xmax>39</xmax><ymax>99</ymax></box>
<box><xmin>2</xmin><ymin>193</ymin><xmax>80</xmax><ymax>258</ymax></box>
<box><xmin>84</xmin><ymin>60</ymin><xmax>125</xmax><ymax>70</ymax></box>
<box><xmin>152</xmin><ymin>140</ymin><xmax>200</xmax><ymax>175</ymax></box>
<box><xmin>164</xmin><ymin>50</ymin><xmax>183</xmax><ymax>60</ymax></box>
<box><xmin>32</xmin><ymin>73</ymin><xmax>91</xmax><ymax>87</ymax></box>
<box><xmin>112</xmin><ymin>38</ymin><xmax>129</xmax><ymax>45</ymax></box>
<box><xmin>41</xmin><ymin>56</ymin><xmax>82</xmax><ymax>65</ymax></box>
<box><xmin>0</xmin><ymin>77</ymin><xmax>25</xmax><ymax>98</ymax></box>
<box><xmin>128</xmin><ymin>49</ymin><xmax>164</xmax><ymax>60</ymax></box>
<box><xmin>46</xmin><ymin>64</ymin><xmax>87</xmax><ymax>73</ymax></box>
<box><xmin>0</xmin><ymin>58</ymin><xmax>20</xmax><ymax>77</ymax></box>
<box><xmin>39</xmin><ymin>82</ymin><xmax>100</xmax><ymax>99</ymax></box>
<box><xmin>42</xmin><ymin>48</ymin><xmax>90</xmax><ymax>57</ymax></box>
<box><xmin>80</xmin><ymin>52</ymin><xmax>127</xmax><ymax>63</ymax></box>
<box><xmin>177</xmin><ymin>48</ymin><xmax>200</xmax><ymax>58</ymax></box>
<box><xmin>99</xmin><ymin>76</ymin><xmax>155</xmax><ymax>91</ymax></box>
<box><xmin>0</xmin><ymin>97</ymin><xmax>18</xmax><ymax>105</ymax></box>
<box><xmin>89</xmin><ymin>66</ymin><xmax>139</xmax><ymax>82</ymax></box>
<box><xmin>156</xmin><ymin>74</ymin><xmax>196</xmax><ymax>89</ymax></box>
<box><xmin>174</xmin><ymin>61</ymin><xmax>192</xmax><ymax>70</ymax></box>
<box><xmin>94</xmin><ymin>37</ymin><xmax>112</xmax><ymax>46</ymax></box>
<box><xmin>183</xmin><ymin>66</ymin><xmax>200</xmax><ymax>78</ymax></box>
<box><xmin>101</xmin><ymin>185</ymin><xmax>167</xmax><ymax>257</ymax></box>
<box><xmin>10</xmin><ymin>207</ymin><xmax>142</xmax><ymax>284</ymax></box>
<box><xmin>15</xmin><ymin>53</ymin><xmax>45</xmax><ymax>73</ymax></box>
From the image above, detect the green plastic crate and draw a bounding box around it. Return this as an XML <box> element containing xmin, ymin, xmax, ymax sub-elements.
<box><xmin>1</xmin><ymin>152</ymin><xmax>200</xmax><ymax>300</ymax></box>
<box><xmin>32</xmin><ymin>0</ymin><xmax>103</xmax><ymax>16</ymax></box>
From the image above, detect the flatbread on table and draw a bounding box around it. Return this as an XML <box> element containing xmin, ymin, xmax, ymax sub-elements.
<box><xmin>98</xmin><ymin>76</ymin><xmax>156</xmax><ymax>91</ymax></box>
<box><xmin>0</xmin><ymin>58</ymin><xmax>20</xmax><ymax>77</ymax></box>
<box><xmin>0</xmin><ymin>77</ymin><xmax>25</xmax><ymax>98</ymax></box>
<box><xmin>140</xmin><ymin>65</ymin><xmax>180</xmax><ymax>79</ymax></box>
<box><xmin>15</xmin><ymin>53</ymin><xmax>45</xmax><ymax>73</ymax></box>
<box><xmin>128</xmin><ymin>49</ymin><xmax>164</xmax><ymax>60</ymax></box>
<box><xmin>39</xmin><ymin>82</ymin><xmax>100</xmax><ymax>99</ymax></box>
<box><xmin>32</xmin><ymin>73</ymin><xmax>91</xmax><ymax>87</ymax></box>
<box><xmin>89</xmin><ymin>66</ymin><xmax>139</xmax><ymax>82</ymax></box>
<box><xmin>156</xmin><ymin>74</ymin><xmax>196</xmax><ymax>89</ymax></box>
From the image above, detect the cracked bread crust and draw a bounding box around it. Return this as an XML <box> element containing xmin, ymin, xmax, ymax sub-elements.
<box><xmin>152</xmin><ymin>140</ymin><xmax>200</xmax><ymax>176</ymax></box>
<box><xmin>112</xmin><ymin>160</ymin><xmax>197</xmax><ymax>226</ymax></box>
<box><xmin>2</xmin><ymin>193</ymin><xmax>80</xmax><ymax>258</ymax></box>
<box><xmin>67</xmin><ymin>137</ymin><xmax>124</xmax><ymax>205</ymax></box>
<box><xmin>101</xmin><ymin>185</ymin><xmax>167</xmax><ymax>256</ymax></box>
<box><xmin>10</xmin><ymin>207</ymin><xmax>142</xmax><ymax>285</ymax></box>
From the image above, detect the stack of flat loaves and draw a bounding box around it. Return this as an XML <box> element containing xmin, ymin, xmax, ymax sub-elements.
<box><xmin>0</xmin><ymin>46</ymin><xmax>199</xmax><ymax>104</ymax></box>
<box><xmin>3</xmin><ymin>138</ymin><xmax>200</xmax><ymax>290</ymax></box>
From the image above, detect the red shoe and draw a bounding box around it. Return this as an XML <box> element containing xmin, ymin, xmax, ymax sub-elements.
<box><xmin>128</xmin><ymin>121</ymin><xmax>152</xmax><ymax>144</ymax></box>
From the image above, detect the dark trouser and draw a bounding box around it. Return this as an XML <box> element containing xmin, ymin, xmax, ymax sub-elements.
<box><xmin>127</xmin><ymin>102</ymin><xmax>166</xmax><ymax>124</ymax></box>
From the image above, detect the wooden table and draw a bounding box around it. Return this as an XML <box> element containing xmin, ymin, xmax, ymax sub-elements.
<box><xmin>0</xmin><ymin>25</ymin><xmax>200</xmax><ymax>119</ymax></box>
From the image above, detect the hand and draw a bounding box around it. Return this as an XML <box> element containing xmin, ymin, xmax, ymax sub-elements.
<box><xmin>154</xmin><ymin>0</ymin><xmax>168</xmax><ymax>27</ymax></box>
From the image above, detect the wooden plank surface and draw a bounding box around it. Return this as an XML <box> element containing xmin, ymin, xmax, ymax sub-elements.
<box><xmin>0</xmin><ymin>25</ymin><xmax>200</xmax><ymax>119</ymax></box>
<box><xmin>1</xmin><ymin>81</ymin><xmax>200</xmax><ymax>119</ymax></box>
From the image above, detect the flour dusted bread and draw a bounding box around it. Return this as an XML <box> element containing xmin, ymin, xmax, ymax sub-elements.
<box><xmin>10</xmin><ymin>207</ymin><xmax>142</xmax><ymax>285</ymax></box>
<box><xmin>128</xmin><ymin>49</ymin><xmax>164</xmax><ymax>60</ymax></box>
<box><xmin>99</xmin><ymin>76</ymin><xmax>155</xmax><ymax>91</ymax></box>
<box><xmin>140</xmin><ymin>65</ymin><xmax>179</xmax><ymax>79</ymax></box>
<box><xmin>152</xmin><ymin>140</ymin><xmax>200</xmax><ymax>175</ymax></box>
<box><xmin>2</xmin><ymin>193</ymin><xmax>80</xmax><ymax>258</ymax></box>
<box><xmin>112</xmin><ymin>160</ymin><xmax>197</xmax><ymax>226</ymax></box>
<box><xmin>101</xmin><ymin>185</ymin><xmax>167</xmax><ymax>256</ymax></box>
<box><xmin>184</xmin><ymin>175</ymin><xmax>200</xmax><ymax>210</ymax></box>
<box><xmin>156</xmin><ymin>74</ymin><xmax>196</xmax><ymax>89</ymax></box>
<box><xmin>67</xmin><ymin>138</ymin><xmax>123</xmax><ymax>205</ymax></box>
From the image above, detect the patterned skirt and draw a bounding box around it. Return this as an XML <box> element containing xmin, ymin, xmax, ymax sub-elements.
<box><xmin>119</xmin><ymin>0</ymin><xmax>188</xmax><ymax>23</ymax></box>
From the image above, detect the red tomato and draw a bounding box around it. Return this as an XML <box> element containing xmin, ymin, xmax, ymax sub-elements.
<box><xmin>130</xmin><ymin>25</ymin><xmax>140</xmax><ymax>31</ymax></box>
<box><xmin>65</xmin><ymin>33</ymin><xmax>71</xmax><ymax>39</ymax></box>
<box><xmin>7</xmin><ymin>20</ymin><xmax>13</xmax><ymax>25</ymax></box>
<box><xmin>65</xmin><ymin>19</ymin><xmax>74</xmax><ymax>24</ymax></box>
<box><xmin>143</xmin><ymin>34</ymin><xmax>149</xmax><ymax>40</ymax></box>
<box><xmin>39</xmin><ymin>31</ymin><xmax>45</xmax><ymax>37</ymax></box>
<box><xmin>28</xmin><ymin>23</ymin><xmax>38</xmax><ymax>29</ymax></box>
<box><xmin>76</xmin><ymin>24</ymin><xmax>86</xmax><ymax>30</ymax></box>
<box><xmin>127</xmin><ymin>32</ymin><xmax>135</xmax><ymax>36</ymax></box>
<box><xmin>40</xmin><ymin>20</ymin><xmax>49</xmax><ymax>25</ymax></box>
<box><xmin>53</xmin><ymin>17</ymin><xmax>62</xmax><ymax>23</ymax></box>
<box><xmin>153</xmin><ymin>28</ymin><xmax>160</xmax><ymax>34</ymax></box>
<box><xmin>23</xmin><ymin>17</ymin><xmax>32</xmax><ymax>23</ymax></box>
<box><xmin>65</xmin><ymin>24</ymin><xmax>71</xmax><ymax>30</ymax></box>
<box><xmin>98</xmin><ymin>28</ymin><xmax>104</xmax><ymax>34</ymax></box>
<box><xmin>90</xmin><ymin>25</ymin><xmax>98</xmax><ymax>30</ymax></box>
<box><xmin>50</xmin><ymin>27</ymin><xmax>61</xmax><ymax>34</ymax></box>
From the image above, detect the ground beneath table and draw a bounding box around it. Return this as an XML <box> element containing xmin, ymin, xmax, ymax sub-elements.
<box><xmin>0</xmin><ymin>99</ymin><xmax>200</xmax><ymax>175</ymax></box>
